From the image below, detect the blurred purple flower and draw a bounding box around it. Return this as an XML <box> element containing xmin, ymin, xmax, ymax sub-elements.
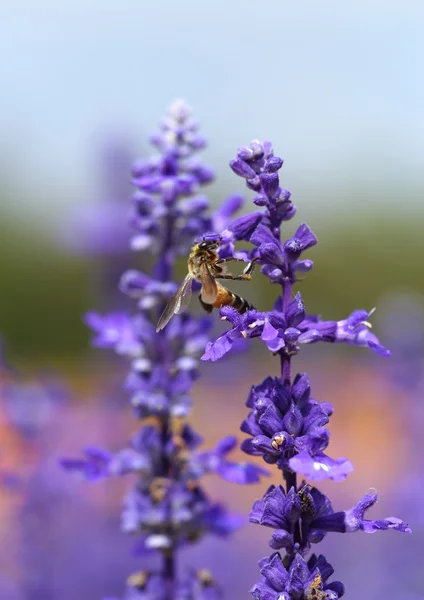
<box><xmin>85</xmin><ymin>311</ymin><xmax>144</xmax><ymax>356</ymax></box>
<box><xmin>104</xmin><ymin>567</ymin><xmax>222</xmax><ymax>599</ymax></box>
<box><xmin>63</xmin><ymin>101</ymin><xmax>267</xmax><ymax>597</ymax></box>
<box><xmin>61</xmin><ymin>136</ymin><xmax>134</xmax><ymax>257</ymax></box>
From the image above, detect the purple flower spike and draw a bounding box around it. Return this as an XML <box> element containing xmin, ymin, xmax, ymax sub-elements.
<box><xmin>63</xmin><ymin>103</ymin><xmax>273</xmax><ymax>597</ymax></box>
<box><xmin>201</xmin><ymin>137</ymin><xmax>406</xmax><ymax>597</ymax></box>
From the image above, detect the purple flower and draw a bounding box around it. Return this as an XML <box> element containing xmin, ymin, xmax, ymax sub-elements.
<box><xmin>60</xmin><ymin>136</ymin><xmax>133</xmax><ymax>257</ymax></box>
<box><xmin>63</xmin><ymin>103</ymin><xmax>269</xmax><ymax>597</ymax></box>
<box><xmin>288</xmin><ymin>449</ymin><xmax>353</xmax><ymax>482</ymax></box>
<box><xmin>250</xmin><ymin>485</ymin><xmax>410</xmax><ymax>553</ymax></box>
<box><xmin>106</xmin><ymin>568</ymin><xmax>222</xmax><ymax>600</ymax></box>
<box><xmin>122</xmin><ymin>483</ymin><xmax>243</xmax><ymax>547</ymax></box>
<box><xmin>0</xmin><ymin>379</ymin><xmax>65</xmax><ymax>438</ymax></box>
<box><xmin>238</xmin><ymin>374</ymin><xmax>352</xmax><ymax>482</ymax></box>
<box><xmin>62</xmin><ymin>425</ymin><xmax>266</xmax><ymax>488</ymax></box>
<box><xmin>194</xmin><ymin>436</ymin><xmax>269</xmax><ymax>484</ymax></box>
<box><xmin>178</xmin><ymin>568</ymin><xmax>222</xmax><ymax>599</ymax></box>
<box><xmin>251</xmin><ymin>552</ymin><xmax>344</xmax><ymax>600</ymax></box>
<box><xmin>119</xmin><ymin>270</ymin><xmax>177</xmax><ymax>310</ymax></box>
<box><xmin>61</xmin><ymin>446</ymin><xmax>113</xmax><ymax>482</ymax></box>
<box><xmin>85</xmin><ymin>311</ymin><xmax>143</xmax><ymax>356</ymax></box>
<box><xmin>202</xmin><ymin>298</ymin><xmax>390</xmax><ymax>361</ymax></box>
<box><xmin>107</xmin><ymin>572</ymin><xmax>169</xmax><ymax>600</ymax></box>
<box><xmin>313</xmin><ymin>490</ymin><xmax>412</xmax><ymax>535</ymax></box>
<box><xmin>298</xmin><ymin>309</ymin><xmax>391</xmax><ymax>357</ymax></box>
<box><xmin>202</xmin><ymin>138</ymin><xmax>407</xmax><ymax>596</ymax></box>
<box><xmin>229</xmin><ymin>140</ymin><xmax>296</xmax><ymax>224</ymax></box>
<box><xmin>283</xmin><ymin>223</ymin><xmax>318</xmax><ymax>262</ymax></box>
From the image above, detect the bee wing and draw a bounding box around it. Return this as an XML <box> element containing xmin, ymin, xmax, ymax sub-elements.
<box><xmin>199</xmin><ymin>261</ymin><xmax>218</xmax><ymax>304</ymax></box>
<box><xmin>156</xmin><ymin>274</ymin><xmax>193</xmax><ymax>332</ymax></box>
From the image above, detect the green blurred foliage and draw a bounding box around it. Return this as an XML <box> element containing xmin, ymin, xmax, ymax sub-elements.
<box><xmin>0</xmin><ymin>215</ymin><xmax>91</xmax><ymax>361</ymax></box>
<box><xmin>0</xmin><ymin>209</ymin><xmax>421</xmax><ymax>361</ymax></box>
<box><xmin>298</xmin><ymin>215</ymin><xmax>419</xmax><ymax>319</ymax></box>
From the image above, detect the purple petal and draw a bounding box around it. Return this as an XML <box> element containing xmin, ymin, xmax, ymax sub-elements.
<box><xmin>264</xmin><ymin>156</ymin><xmax>283</xmax><ymax>172</ymax></box>
<box><xmin>260</xmin><ymin>321</ymin><xmax>286</xmax><ymax>351</ymax></box>
<box><xmin>260</xmin><ymin>552</ymin><xmax>289</xmax><ymax>591</ymax></box>
<box><xmin>215</xmin><ymin>435</ymin><xmax>237</xmax><ymax>456</ymax></box>
<box><xmin>217</xmin><ymin>461</ymin><xmax>269</xmax><ymax>485</ymax></box>
<box><xmin>368</xmin><ymin>339</ymin><xmax>391</xmax><ymax>357</ymax></box>
<box><xmin>259</xmin><ymin>242</ymin><xmax>285</xmax><ymax>266</ymax></box>
<box><xmin>286</xmin><ymin>554</ymin><xmax>309</xmax><ymax>596</ymax></box>
<box><xmin>230</xmin><ymin>157</ymin><xmax>257</xmax><ymax>178</ymax></box>
<box><xmin>261</xmin><ymin>320</ymin><xmax>280</xmax><ymax>342</ymax></box>
<box><xmin>261</xmin><ymin>172</ymin><xmax>279</xmax><ymax>198</ymax></box>
<box><xmin>241</xmin><ymin>438</ymin><xmax>263</xmax><ymax>456</ymax></box>
<box><xmin>282</xmin><ymin>404</ymin><xmax>303</xmax><ymax>436</ymax></box>
<box><xmin>228</xmin><ymin>212</ymin><xmax>263</xmax><ymax>241</ymax></box>
<box><xmin>345</xmin><ymin>492</ymin><xmax>411</xmax><ymax>533</ymax></box>
<box><xmin>286</xmin><ymin>293</ymin><xmax>306</xmax><ymax>328</ymax></box>
<box><xmin>250</xmin><ymin>435</ymin><xmax>278</xmax><ymax>455</ymax></box>
<box><xmin>289</xmin><ymin>450</ymin><xmax>353</xmax><ymax>482</ymax></box>
<box><xmin>293</xmin><ymin>259</ymin><xmax>314</xmax><ymax>273</ymax></box>
<box><xmin>213</xmin><ymin>194</ymin><xmax>243</xmax><ymax>230</ymax></box>
<box><xmin>201</xmin><ymin>333</ymin><xmax>235</xmax><ymax>361</ymax></box>
<box><xmin>269</xmin><ymin>529</ymin><xmax>294</xmax><ymax>551</ymax></box>
<box><xmin>251</xmin><ymin>224</ymin><xmax>278</xmax><ymax>247</ymax></box>
<box><xmin>292</xmin><ymin>373</ymin><xmax>311</xmax><ymax>408</ymax></box>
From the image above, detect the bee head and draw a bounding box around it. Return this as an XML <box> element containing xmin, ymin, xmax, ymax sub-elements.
<box><xmin>198</xmin><ymin>235</ymin><xmax>221</xmax><ymax>251</ymax></box>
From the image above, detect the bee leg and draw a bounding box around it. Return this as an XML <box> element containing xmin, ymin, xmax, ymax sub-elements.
<box><xmin>198</xmin><ymin>294</ymin><xmax>213</xmax><ymax>313</ymax></box>
<box><xmin>243</xmin><ymin>258</ymin><xmax>259</xmax><ymax>275</ymax></box>
<box><xmin>215</xmin><ymin>273</ymin><xmax>251</xmax><ymax>281</ymax></box>
<box><xmin>215</xmin><ymin>258</ymin><xmax>258</xmax><ymax>281</ymax></box>
<box><xmin>215</xmin><ymin>257</ymin><xmax>245</xmax><ymax>265</ymax></box>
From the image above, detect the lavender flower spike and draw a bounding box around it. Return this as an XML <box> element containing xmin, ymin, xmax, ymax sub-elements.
<box><xmin>62</xmin><ymin>102</ymin><xmax>267</xmax><ymax>599</ymax></box>
<box><xmin>204</xmin><ymin>139</ymin><xmax>410</xmax><ymax>597</ymax></box>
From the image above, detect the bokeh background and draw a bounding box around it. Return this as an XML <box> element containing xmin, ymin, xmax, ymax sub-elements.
<box><xmin>1</xmin><ymin>1</ymin><xmax>423</xmax><ymax>598</ymax></box>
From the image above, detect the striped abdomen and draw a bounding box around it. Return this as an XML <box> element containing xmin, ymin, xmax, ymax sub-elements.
<box><xmin>209</xmin><ymin>282</ymin><xmax>253</xmax><ymax>313</ymax></box>
<box><xmin>229</xmin><ymin>292</ymin><xmax>253</xmax><ymax>313</ymax></box>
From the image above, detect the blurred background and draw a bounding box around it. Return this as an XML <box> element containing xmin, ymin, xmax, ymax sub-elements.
<box><xmin>0</xmin><ymin>1</ymin><xmax>423</xmax><ymax>598</ymax></box>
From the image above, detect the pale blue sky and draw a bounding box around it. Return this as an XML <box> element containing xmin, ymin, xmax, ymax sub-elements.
<box><xmin>1</xmin><ymin>0</ymin><xmax>423</xmax><ymax>220</ymax></box>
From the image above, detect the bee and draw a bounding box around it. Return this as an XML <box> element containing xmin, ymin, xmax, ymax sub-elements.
<box><xmin>156</xmin><ymin>238</ymin><xmax>256</xmax><ymax>332</ymax></box>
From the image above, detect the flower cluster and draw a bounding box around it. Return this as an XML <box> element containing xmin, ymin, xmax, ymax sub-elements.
<box><xmin>201</xmin><ymin>140</ymin><xmax>410</xmax><ymax>598</ymax></box>
<box><xmin>62</xmin><ymin>101</ymin><xmax>267</xmax><ymax>599</ymax></box>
